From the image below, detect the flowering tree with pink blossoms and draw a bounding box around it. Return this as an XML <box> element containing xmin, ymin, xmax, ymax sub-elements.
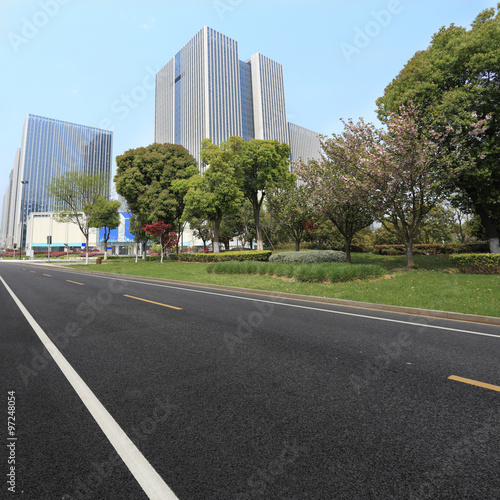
<box><xmin>295</xmin><ymin>121</ymin><xmax>376</xmax><ymax>263</ymax></box>
<box><xmin>360</xmin><ymin>103</ymin><xmax>489</xmax><ymax>268</ymax></box>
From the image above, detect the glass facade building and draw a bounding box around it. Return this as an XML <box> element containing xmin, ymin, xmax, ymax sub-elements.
<box><xmin>155</xmin><ymin>26</ymin><xmax>320</xmax><ymax>167</ymax></box>
<box><xmin>1</xmin><ymin>114</ymin><xmax>112</xmax><ymax>248</ymax></box>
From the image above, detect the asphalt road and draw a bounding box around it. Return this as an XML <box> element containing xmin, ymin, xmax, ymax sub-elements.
<box><xmin>1</xmin><ymin>261</ymin><xmax>499</xmax><ymax>500</ymax></box>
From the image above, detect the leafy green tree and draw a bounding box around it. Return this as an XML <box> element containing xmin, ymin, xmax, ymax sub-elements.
<box><xmin>238</xmin><ymin>138</ymin><xmax>293</xmax><ymax>251</ymax></box>
<box><xmin>129</xmin><ymin>214</ymin><xmax>149</xmax><ymax>261</ymax></box>
<box><xmin>376</xmin><ymin>6</ymin><xmax>500</xmax><ymax>252</ymax></box>
<box><xmin>114</xmin><ymin>143</ymin><xmax>198</xmax><ymax>230</ymax></box>
<box><xmin>183</xmin><ymin>139</ymin><xmax>244</xmax><ymax>253</ymax></box>
<box><xmin>266</xmin><ymin>179</ymin><xmax>318</xmax><ymax>251</ymax></box>
<box><xmin>416</xmin><ymin>204</ymin><xmax>456</xmax><ymax>244</ymax></box>
<box><xmin>188</xmin><ymin>217</ymin><xmax>212</xmax><ymax>251</ymax></box>
<box><xmin>89</xmin><ymin>198</ymin><xmax>121</xmax><ymax>260</ymax></box>
<box><xmin>47</xmin><ymin>171</ymin><xmax>108</xmax><ymax>265</ymax></box>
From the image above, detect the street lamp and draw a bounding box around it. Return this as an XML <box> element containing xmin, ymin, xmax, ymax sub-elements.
<box><xmin>19</xmin><ymin>180</ymin><xmax>28</xmax><ymax>260</ymax></box>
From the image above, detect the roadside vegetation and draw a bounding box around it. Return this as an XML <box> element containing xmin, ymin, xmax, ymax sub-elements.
<box><xmin>69</xmin><ymin>253</ymin><xmax>500</xmax><ymax>318</ymax></box>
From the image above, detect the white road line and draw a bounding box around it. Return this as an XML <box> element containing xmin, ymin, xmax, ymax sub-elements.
<box><xmin>53</xmin><ymin>270</ymin><xmax>500</xmax><ymax>339</ymax></box>
<box><xmin>0</xmin><ymin>276</ymin><xmax>179</xmax><ymax>500</ymax></box>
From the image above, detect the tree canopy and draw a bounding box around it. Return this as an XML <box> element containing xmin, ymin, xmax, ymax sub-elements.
<box><xmin>376</xmin><ymin>6</ymin><xmax>500</xmax><ymax>252</ymax></box>
<box><xmin>47</xmin><ymin>171</ymin><xmax>109</xmax><ymax>264</ymax></box>
<box><xmin>114</xmin><ymin>143</ymin><xmax>198</xmax><ymax>230</ymax></box>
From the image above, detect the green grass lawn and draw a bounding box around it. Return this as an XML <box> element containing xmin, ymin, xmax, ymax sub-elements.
<box><xmin>68</xmin><ymin>254</ymin><xmax>500</xmax><ymax>318</ymax></box>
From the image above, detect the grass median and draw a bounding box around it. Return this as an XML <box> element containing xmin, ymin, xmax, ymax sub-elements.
<box><xmin>68</xmin><ymin>253</ymin><xmax>500</xmax><ymax>318</ymax></box>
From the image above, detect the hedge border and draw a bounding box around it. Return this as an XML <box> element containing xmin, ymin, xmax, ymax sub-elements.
<box><xmin>168</xmin><ymin>250</ymin><xmax>272</xmax><ymax>262</ymax></box>
<box><xmin>450</xmin><ymin>253</ymin><xmax>500</xmax><ymax>274</ymax></box>
<box><xmin>374</xmin><ymin>243</ymin><xmax>489</xmax><ymax>255</ymax></box>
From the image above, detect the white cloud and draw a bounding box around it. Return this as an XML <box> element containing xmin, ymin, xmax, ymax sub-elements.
<box><xmin>139</xmin><ymin>17</ymin><xmax>155</xmax><ymax>31</ymax></box>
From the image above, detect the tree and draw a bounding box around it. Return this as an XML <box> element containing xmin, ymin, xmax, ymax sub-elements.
<box><xmin>89</xmin><ymin>197</ymin><xmax>121</xmax><ymax>260</ymax></box>
<box><xmin>238</xmin><ymin>139</ymin><xmax>293</xmax><ymax>250</ymax></box>
<box><xmin>266</xmin><ymin>179</ymin><xmax>318</xmax><ymax>251</ymax></box>
<box><xmin>114</xmin><ymin>143</ymin><xmax>198</xmax><ymax>230</ymax></box>
<box><xmin>376</xmin><ymin>6</ymin><xmax>500</xmax><ymax>252</ymax></box>
<box><xmin>362</xmin><ymin>104</ymin><xmax>470</xmax><ymax>268</ymax></box>
<box><xmin>143</xmin><ymin>222</ymin><xmax>178</xmax><ymax>263</ymax></box>
<box><xmin>296</xmin><ymin>122</ymin><xmax>375</xmax><ymax>263</ymax></box>
<box><xmin>47</xmin><ymin>171</ymin><xmax>108</xmax><ymax>265</ymax></box>
<box><xmin>129</xmin><ymin>214</ymin><xmax>149</xmax><ymax>262</ymax></box>
<box><xmin>183</xmin><ymin>139</ymin><xmax>244</xmax><ymax>253</ymax></box>
<box><xmin>188</xmin><ymin>217</ymin><xmax>212</xmax><ymax>251</ymax></box>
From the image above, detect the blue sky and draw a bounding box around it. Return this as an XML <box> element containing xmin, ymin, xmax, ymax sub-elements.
<box><xmin>0</xmin><ymin>0</ymin><xmax>495</xmax><ymax>205</ymax></box>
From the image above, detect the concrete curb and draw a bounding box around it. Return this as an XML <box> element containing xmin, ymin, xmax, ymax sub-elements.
<box><xmin>24</xmin><ymin>261</ymin><xmax>500</xmax><ymax>327</ymax></box>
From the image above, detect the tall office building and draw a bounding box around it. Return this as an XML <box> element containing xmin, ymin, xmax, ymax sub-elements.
<box><xmin>155</xmin><ymin>26</ymin><xmax>320</xmax><ymax>165</ymax></box>
<box><xmin>288</xmin><ymin>122</ymin><xmax>322</xmax><ymax>163</ymax></box>
<box><xmin>1</xmin><ymin>114</ymin><xmax>113</xmax><ymax>248</ymax></box>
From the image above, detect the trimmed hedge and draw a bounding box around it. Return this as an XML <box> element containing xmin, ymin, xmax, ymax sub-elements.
<box><xmin>450</xmin><ymin>253</ymin><xmax>500</xmax><ymax>274</ymax></box>
<box><xmin>169</xmin><ymin>250</ymin><xmax>272</xmax><ymax>262</ymax></box>
<box><xmin>374</xmin><ymin>243</ymin><xmax>489</xmax><ymax>255</ymax></box>
<box><xmin>269</xmin><ymin>250</ymin><xmax>346</xmax><ymax>264</ymax></box>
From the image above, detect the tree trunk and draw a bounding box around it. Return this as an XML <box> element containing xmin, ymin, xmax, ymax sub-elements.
<box><xmin>405</xmin><ymin>236</ymin><xmax>414</xmax><ymax>269</ymax></box>
<box><xmin>476</xmin><ymin>206</ymin><xmax>500</xmax><ymax>253</ymax></box>
<box><xmin>345</xmin><ymin>236</ymin><xmax>353</xmax><ymax>264</ymax></box>
<box><xmin>85</xmin><ymin>234</ymin><xmax>89</xmax><ymax>265</ymax></box>
<box><xmin>213</xmin><ymin>218</ymin><xmax>221</xmax><ymax>253</ymax></box>
<box><xmin>135</xmin><ymin>243</ymin><xmax>138</xmax><ymax>263</ymax></box>
<box><xmin>160</xmin><ymin>236</ymin><xmax>164</xmax><ymax>264</ymax></box>
<box><xmin>143</xmin><ymin>241</ymin><xmax>146</xmax><ymax>261</ymax></box>
<box><xmin>253</xmin><ymin>202</ymin><xmax>263</xmax><ymax>251</ymax></box>
<box><xmin>295</xmin><ymin>240</ymin><xmax>300</xmax><ymax>252</ymax></box>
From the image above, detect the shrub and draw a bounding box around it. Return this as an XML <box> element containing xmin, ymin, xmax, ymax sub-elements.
<box><xmin>450</xmin><ymin>253</ymin><xmax>500</xmax><ymax>274</ymax></box>
<box><xmin>170</xmin><ymin>250</ymin><xmax>272</xmax><ymax>262</ymax></box>
<box><xmin>373</xmin><ymin>243</ymin><xmax>489</xmax><ymax>255</ymax></box>
<box><xmin>270</xmin><ymin>250</ymin><xmax>346</xmax><ymax>264</ymax></box>
<box><xmin>206</xmin><ymin>261</ymin><xmax>385</xmax><ymax>283</ymax></box>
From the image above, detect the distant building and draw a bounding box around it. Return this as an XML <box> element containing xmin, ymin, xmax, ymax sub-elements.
<box><xmin>288</xmin><ymin>122</ymin><xmax>322</xmax><ymax>165</ymax></box>
<box><xmin>0</xmin><ymin>114</ymin><xmax>113</xmax><ymax>249</ymax></box>
<box><xmin>155</xmin><ymin>26</ymin><xmax>321</xmax><ymax>166</ymax></box>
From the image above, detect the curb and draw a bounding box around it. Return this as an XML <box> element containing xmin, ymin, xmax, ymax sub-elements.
<box><xmin>25</xmin><ymin>261</ymin><xmax>500</xmax><ymax>327</ymax></box>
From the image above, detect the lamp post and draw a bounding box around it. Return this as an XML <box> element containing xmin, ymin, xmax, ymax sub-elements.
<box><xmin>19</xmin><ymin>180</ymin><xmax>28</xmax><ymax>260</ymax></box>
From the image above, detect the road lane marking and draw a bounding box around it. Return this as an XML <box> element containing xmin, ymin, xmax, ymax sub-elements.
<box><xmin>0</xmin><ymin>276</ymin><xmax>179</xmax><ymax>500</ymax></box>
<box><xmin>448</xmin><ymin>375</ymin><xmax>500</xmax><ymax>392</ymax></box>
<box><xmin>124</xmin><ymin>295</ymin><xmax>182</xmax><ymax>310</ymax></box>
<box><xmin>63</xmin><ymin>272</ymin><xmax>500</xmax><ymax>339</ymax></box>
<box><xmin>43</xmin><ymin>274</ymin><xmax>52</xmax><ymax>277</ymax></box>
<box><xmin>66</xmin><ymin>280</ymin><xmax>84</xmax><ymax>286</ymax></box>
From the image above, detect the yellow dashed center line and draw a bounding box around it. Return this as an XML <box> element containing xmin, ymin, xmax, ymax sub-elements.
<box><xmin>43</xmin><ymin>274</ymin><xmax>52</xmax><ymax>277</ymax></box>
<box><xmin>66</xmin><ymin>280</ymin><xmax>85</xmax><ymax>286</ymax></box>
<box><xmin>123</xmin><ymin>295</ymin><xmax>182</xmax><ymax>310</ymax></box>
<box><xmin>30</xmin><ymin>271</ymin><xmax>36</xmax><ymax>273</ymax></box>
<box><xmin>448</xmin><ymin>375</ymin><xmax>500</xmax><ymax>393</ymax></box>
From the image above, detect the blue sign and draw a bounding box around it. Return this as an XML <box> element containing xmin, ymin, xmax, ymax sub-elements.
<box><xmin>99</xmin><ymin>213</ymin><xmax>134</xmax><ymax>243</ymax></box>
<box><xmin>81</xmin><ymin>243</ymin><xmax>86</xmax><ymax>248</ymax></box>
